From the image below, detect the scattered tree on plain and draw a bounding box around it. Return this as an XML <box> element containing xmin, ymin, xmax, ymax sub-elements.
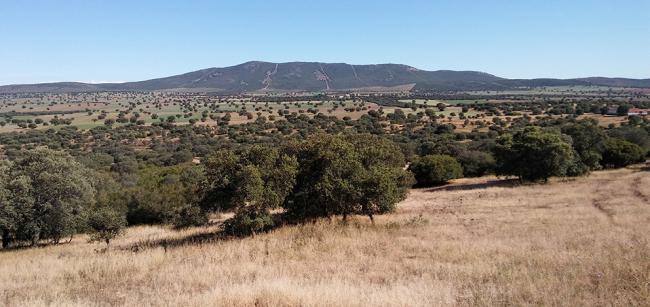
<box><xmin>601</xmin><ymin>138</ymin><xmax>645</xmax><ymax>168</ymax></box>
<box><xmin>409</xmin><ymin>154</ymin><xmax>463</xmax><ymax>187</ymax></box>
<box><xmin>494</xmin><ymin>127</ymin><xmax>576</xmax><ymax>182</ymax></box>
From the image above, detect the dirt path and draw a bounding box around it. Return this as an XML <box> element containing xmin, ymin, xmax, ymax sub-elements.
<box><xmin>319</xmin><ymin>63</ymin><xmax>331</xmax><ymax>90</ymax></box>
<box><xmin>592</xmin><ymin>197</ymin><xmax>617</xmax><ymax>224</ymax></box>
<box><xmin>262</xmin><ymin>63</ymin><xmax>279</xmax><ymax>90</ymax></box>
<box><xmin>350</xmin><ymin>64</ymin><xmax>365</xmax><ymax>85</ymax></box>
<box><xmin>631</xmin><ymin>174</ymin><xmax>649</xmax><ymax>203</ymax></box>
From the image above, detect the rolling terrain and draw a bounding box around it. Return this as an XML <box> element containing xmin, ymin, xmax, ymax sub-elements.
<box><xmin>1</xmin><ymin>166</ymin><xmax>648</xmax><ymax>306</ymax></box>
<box><xmin>2</xmin><ymin>61</ymin><xmax>649</xmax><ymax>93</ymax></box>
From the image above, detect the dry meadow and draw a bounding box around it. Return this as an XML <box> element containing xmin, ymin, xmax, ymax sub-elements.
<box><xmin>1</xmin><ymin>166</ymin><xmax>649</xmax><ymax>306</ymax></box>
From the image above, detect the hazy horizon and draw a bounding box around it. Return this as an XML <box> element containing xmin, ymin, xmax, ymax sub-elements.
<box><xmin>1</xmin><ymin>0</ymin><xmax>649</xmax><ymax>85</ymax></box>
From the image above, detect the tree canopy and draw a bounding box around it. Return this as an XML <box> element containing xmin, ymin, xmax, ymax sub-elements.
<box><xmin>202</xmin><ymin>145</ymin><xmax>298</xmax><ymax>235</ymax></box>
<box><xmin>284</xmin><ymin>134</ymin><xmax>412</xmax><ymax>223</ymax></box>
<box><xmin>601</xmin><ymin>138</ymin><xmax>645</xmax><ymax>168</ymax></box>
<box><xmin>494</xmin><ymin>127</ymin><xmax>576</xmax><ymax>182</ymax></box>
<box><xmin>409</xmin><ymin>154</ymin><xmax>463</xmax><ymax>187</ymax></box>
<box><xmin>0</xmin><ymin>149</ymin><xmax>96</xmax><ymax>247</ymax></box>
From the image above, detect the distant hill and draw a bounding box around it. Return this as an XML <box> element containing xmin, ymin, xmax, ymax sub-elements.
<box><xmin>1</xmin><ymin>61</ymin><xmax>649</xmax><ymax>93</ymax></box>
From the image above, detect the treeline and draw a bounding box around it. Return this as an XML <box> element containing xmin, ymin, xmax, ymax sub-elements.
<box><xmin>1</xmin><ymin>118</ymin><xmax>647</xmax><ymax>248</ymax></box>
<box><xmin>0</xmin><ymin>134</ymin><xmax>413</xmax><ymax>247</ymax></box>
<box><xmin>406</xmin><ymin>120</ymin><xmax>647</xmax><ymax>186</ymax></box>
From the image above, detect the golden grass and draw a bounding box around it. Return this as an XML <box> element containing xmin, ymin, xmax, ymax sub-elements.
<box><xmin>1</xmin><ymin>167</ymin><xmax>649</xmax><ymax>306</ymax></box>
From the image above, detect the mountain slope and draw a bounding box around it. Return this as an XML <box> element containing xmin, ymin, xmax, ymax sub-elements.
<box><xmin>109</xmin><ymin>62</ymin><xmax>504</xmax><ymax>92</ymax></box>
<box><xmin>1</xmin><ymin>61</ymin><xmax>648</xmax><ymax>93</ymax></box>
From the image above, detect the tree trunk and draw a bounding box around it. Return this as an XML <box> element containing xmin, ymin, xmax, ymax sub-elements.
<box><xmin>1</xmin><ymin>230</ymin><xmax>10</xmax><ymax>249</ymax></box>
<box><xmin>362</xmin><ymin>203</ymin><xmax>374</xmax><ymax>225</ymax></box>
<box><xmin>161</xmin><ymin>240</ymin><xmax>168</xmax><ymax>253</ymax></box>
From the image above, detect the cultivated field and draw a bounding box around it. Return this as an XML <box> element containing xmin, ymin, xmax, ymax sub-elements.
<box><xmin>1</xmin><ymin>166</ymin><xmax>648</xmax><ymax>306</ymax></box>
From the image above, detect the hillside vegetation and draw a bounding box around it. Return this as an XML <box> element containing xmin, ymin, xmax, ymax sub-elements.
<box><xmin>1</xmin><ymin>166</ymin><xmax>648</xmax><ymax>306</ymax></box>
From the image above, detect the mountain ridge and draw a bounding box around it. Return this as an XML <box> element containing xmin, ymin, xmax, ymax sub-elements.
<box><xmin>1</xmin><ymin>61</ymin><xmax>649</xmax><ymax>93</ymax></box>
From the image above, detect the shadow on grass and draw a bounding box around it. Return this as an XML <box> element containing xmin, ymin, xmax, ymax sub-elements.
<box><xmin>625</xmin><ymin>161</ymin><xmax>649</xmax><ymax>172</ymax></box>
<box><xmin>640</xmin><ymin>163</ymin><xmax>650</xmax><ymax>172</ymax></box>
<box><xmin>0</xmin><ymin>240</ymin><xmax>70</xmax><ymax>253</ymax></box>
<box><xmin>121</xmin><ymin>212</ymin><xmax>361</xmax><ymax>253</ymax></box>
<box><xmin>127</xmin><ymin>230</ymin><xmax>226</xmax><ymax>253</ymax></box>
<box><xmin>1</xmin><ymin>228</ymin><xmax>230</xmax><ymax>253</ymax></box>
<box><xmin>421</xmin><ymin>178</ymin><xmax>521</xmax><ymax>192</ymax></box>
<box><xmin>122</xmin><ymin>215</ymin><xmax>289</xmax><ymax>253</ymax></box>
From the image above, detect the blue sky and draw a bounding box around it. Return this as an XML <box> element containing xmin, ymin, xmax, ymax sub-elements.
<box><xmin>1</xmin><ymin>0</ymin><xmax>648</xmax><ymax>85</ymax></box>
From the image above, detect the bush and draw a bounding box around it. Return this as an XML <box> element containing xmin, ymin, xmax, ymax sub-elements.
<box><xmin>87</xmin><ymin>206</ymin><xmax>126</xmax><ymax>245</ymax></box>
<box><xmin>561</xmin><ymin>120</ymin><xmax>606</xmax><ymax>170</ymax></box>
<box><xmin>223</xmin><ymin>208</ymin><xmax>274</xmax><ymax>236</ymax></box>
<box><xmin>409</xmin><ymin>154</ymin><xmax>463</xmax><ymax>187</ymax></box>
<box><xmin>494</xmin><ymin>127</ymin><xmax>575</xmax><ymax>182</ymax></box>
<box><xmin>608</xmin><ymin>126</ymin><xmax>650</xmax><ymax>153</ymax></box>
<box><xmin>617</xmin><ymin>104</ymin><xmax>631</xmax><ymax>116</ymax></box>
<box><xmin>172</xmin><ymin>205</ymin><xmax>208</xmax><ymax>228</ymax></box>
<box><xmin>601</xmin><ymin>138</ymin><xmax>645</xmax><ymax>168</ymax></box>
<box><xmin>127</xmin><ymin>164</ymin><xmax>205</xmax><ymax>225</ymax></box>
<box><xmin>456</xmin><ymin>150</ymin><xmax>495</xmax><ymax>177</ymax></box>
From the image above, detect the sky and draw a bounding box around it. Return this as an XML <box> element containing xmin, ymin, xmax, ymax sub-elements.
<box><xmin>1</xmin><ymin>0</ymin><xmax>649</xmax><ymax>85</ymax></box>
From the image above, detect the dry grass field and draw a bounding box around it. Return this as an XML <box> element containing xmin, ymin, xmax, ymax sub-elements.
<box><xmin>578</xmin><ymin>114</ymin><xmax>629</xmax><ymax>127</ymax></box>
<box><xmin>1</xmin><ymin>166</ymin><xmax>649</xmax><ymax>306</ymax></box>
<box><xmin>0</xmin><ymin>94</ymin><xmax>381</xmax><ymax>133</ymax></box>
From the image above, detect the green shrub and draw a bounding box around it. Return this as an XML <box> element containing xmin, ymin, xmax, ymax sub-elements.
<box><xmin>409</xmin><ymin>154</ymin><xmax>463</xmax><ymax>186</ymax></box>
<box><xmin>456</xmin><ymin>150</ymin><xmax>495</xmax><ymax>177</ymax></box>
<box><xmin>601</xmin><ymin>138</ymin><xmax>645</xmax><ymax>168</ymax></box>
<box><xmin>561</xmin><ymin>119</ymin><xmax>606</xmax><ymax>171</ymax></box>
<box><xmin>172</xmin><ymin>205</ymin><xmax>208</xmax><ymax>228</ymax></box>
<box><xmin>127</xmin><ymin>164</ymin><xmax>205</xmax><ymax>225</ymax></box>
<box><xmin>494</xmin><ymin>127</ymin><xmax>575</xmax><ymax>182</ymax></box>
<box><xmin>608</xmin><ymin>126</ymin><xmax>650</xmax><ymax>153</ymax></box>
<box><xmin>87</xmin><ymin>206</ymin><xmax>126</xmax><ymax>246</ymax></box>
<box><xmin>223</xmin><ymin>208</ymin><xmax>274</xmax><ymax>236</ymax></box>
